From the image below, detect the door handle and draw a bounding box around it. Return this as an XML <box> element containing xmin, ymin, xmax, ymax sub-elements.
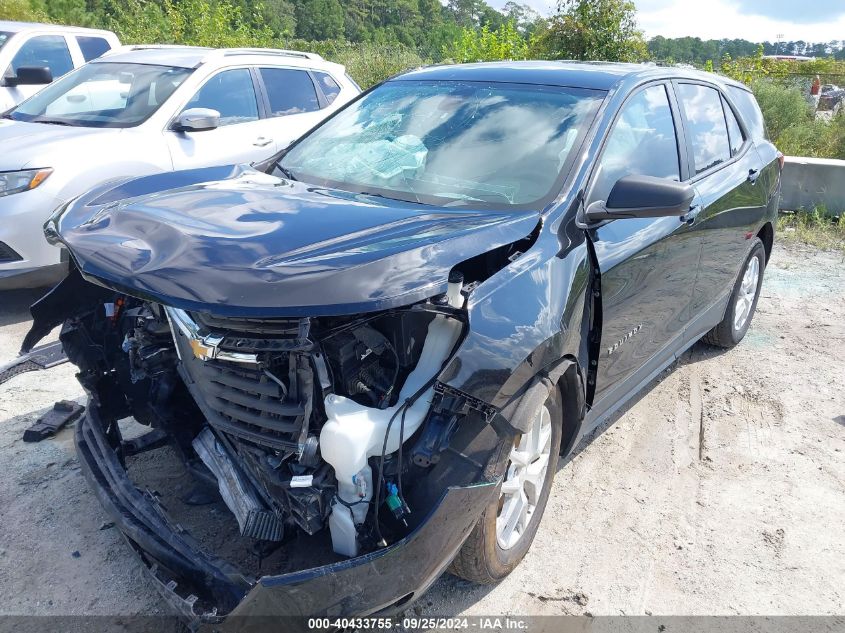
<box><xmin>680</xmin><ymin>204</ymin><xmax>702</xmax><ymax>225</ymax></box>
<box><xmin>253</xmin><ymin>137</ymin><xmax>273</xmax><ymax>147</ymax></box>
<box><xmin>747</xmin><ymin>168</ymin><xmax>760</xmax><ymax>185</ymax></box>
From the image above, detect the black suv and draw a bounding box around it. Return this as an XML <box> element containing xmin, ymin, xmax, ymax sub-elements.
<box><xmin>24</xmin><ymin>61</ymin><xmax>781</xmax><ymax>622</ymax></box>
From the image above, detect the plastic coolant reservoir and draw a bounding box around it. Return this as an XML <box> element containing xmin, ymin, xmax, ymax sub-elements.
<box><xmin>320</xmin><ymin>280</ymin><xmax>464</xmax><ymax>556</ymax></box>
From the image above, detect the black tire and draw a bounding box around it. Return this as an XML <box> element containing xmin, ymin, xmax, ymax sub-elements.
<box><xmin>704</xmin><ymin>237</ymin><xmax>766</xmax><ymax>348</ymax></box>
<box><xmin>450</xmin><ymin>383</ymin><xmax>562</xmax><ymax>584</ymax></box>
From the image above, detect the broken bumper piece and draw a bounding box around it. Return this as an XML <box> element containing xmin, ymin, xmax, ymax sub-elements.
<box><xmin>76</xmin><ymin>406</ymin><xmax>495</xmax><ymax>625</ymax></box>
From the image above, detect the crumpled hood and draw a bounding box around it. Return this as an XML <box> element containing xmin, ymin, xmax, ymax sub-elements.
<box><xmin>55</xmin><ymin>167</ymin><xmax>540</xmax><ymax>316</ymax></box>
<box><xmin>0</xmin><ymin>119</ymin><xmax>121</xmax><ymax>169</ymax></box>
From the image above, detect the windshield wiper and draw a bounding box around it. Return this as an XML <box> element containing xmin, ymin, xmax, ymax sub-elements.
<box><xmin>275</xmin><ymin>165</ymin><xmax>297</xmax><ymax>181</ymax></box>
<box><xmin>31</xmin><ymin>117</ymin><xmax>77</xmax><ymax>126</ymax></box>
<box><xmin>357</xmin><ymin>190</ymin><xmax>429</xmax><ymax>206</ymax></box>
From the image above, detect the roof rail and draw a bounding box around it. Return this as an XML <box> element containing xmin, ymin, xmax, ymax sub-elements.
<box><xmin>103</xmin><ymin>44</ymin><xmax>204</xmax><ymax>55</ymax></box>
<box><xmin>205</xmin><ymin>48</ymin><xmax>324</xmax><ymax>63</ymax></box>
<box><xmin>120</xmin><ymin>44</ymin><xmax>203</xmax><ymax>51</ymax></box>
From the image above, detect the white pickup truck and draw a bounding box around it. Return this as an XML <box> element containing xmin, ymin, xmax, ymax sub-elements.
<box><xmin>0</xmin><ymin>21</ymin><xmax>120</xmax><ymax>111</ymax></box>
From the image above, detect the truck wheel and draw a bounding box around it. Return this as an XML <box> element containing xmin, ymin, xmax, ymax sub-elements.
<box><xmin>451</xmin><ymin>384</ymin><xmax>562</xmax><ymax>583</ymax></box>
<box><xmin>704</xmin><ymin>238</ymin><xmax>766</xmax><ymax>348</ymax></box>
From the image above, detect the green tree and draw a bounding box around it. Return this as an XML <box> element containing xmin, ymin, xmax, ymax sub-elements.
<box><xmin>444</xmin><ymin>21</ymin><xmax>528</xmax><ymax>62</ymax></box>
<box><xmin>446</xmin><ymin>0</ymin><xmax>486</xmax><ymax>28</ymax></box>
<box><xmin>238</xmin><ymin>0</ymin><xmax>295</xmax><ymax>39</ymax></box>
<box><xmin>295</xmin><ymin>0</ymin><xmax>345</xmax><ymax>40</ymax></box>
<box><xmin>103</xmin><ymin>0</ymin><xmax>169</xmax><ymax>44</ymax></box>
<box><xmin>107</xmin><ymin>0</ymin><xmax>274</xmax><ymax>47</ymax></box>
<box><xmin>41</xmin><ymin>0</ymin><xmax>97</xmax><ymax>26</ymax></box>
<box><xmin>535</xmin><ymin>0</ymin><xmax>647</xmax><ymax>62</ymax></box>
<box><xmin>0</xmin><ymin>0</ymin><xmax>49</xmax><ymax>21</ymax></box>
<box><xmin>502</xmin><ymin>1</ymin><xmax>544</xmax><ymax>36</ymax></box>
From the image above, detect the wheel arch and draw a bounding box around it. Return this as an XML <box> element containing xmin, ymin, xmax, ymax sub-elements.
<box><xmin>757</xmin><ymin>221</ymin><xmax>774</xmax><ymax>263</ymax></box>
<box><xmin>549</xmin><ymin>358</ymin><xmax>586</xmax><ymax>457</ymax></box>
<box><xmin>494</xmin><ymin>357</ymin><xmax>586</xmax><ymax>459</ymax></box>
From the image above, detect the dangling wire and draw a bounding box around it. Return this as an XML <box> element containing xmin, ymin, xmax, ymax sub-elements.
<box><xmin>372</xmin><ymin>376</ymin><xmax>439</xmax><ymax>544</ymax></box>
<box><xmin>373</xmin><ymin>400</ymin><xmax>409</xmax><ymax>545</ymax></box>
<box><xmin>371</xmin><ymin>313</ymin><xmax>466</xmax><ymax>546</ymax></box>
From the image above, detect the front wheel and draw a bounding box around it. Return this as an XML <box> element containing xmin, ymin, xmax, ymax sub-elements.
<box><xmin>450</xmin><ymin>383</ymin><xmax>562</xmax><ymax>584</ymax></box>
<box><xmin>704</xmin><ymin>237</ymin><xmax>766</xmax><ymax>348</ymax></box>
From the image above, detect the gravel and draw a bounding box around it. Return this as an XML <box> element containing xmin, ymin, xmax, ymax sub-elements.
<box><xmin>0</xmin><ymin>241</ymin><xmax>843</xmax><ymax>618</ymax></box>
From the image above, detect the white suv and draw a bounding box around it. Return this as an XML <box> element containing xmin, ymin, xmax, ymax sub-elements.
<box><xmin>0</xmin><ymin>45</ymin><xmax>360</xmax><ymax>288</ymax></box>
<box><xmin>0</xmin><ymin>21</ymin><xmax>120</xmax><ymax>111</ymax></box>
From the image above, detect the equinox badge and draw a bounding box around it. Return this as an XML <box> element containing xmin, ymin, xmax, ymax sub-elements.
<box><xmin>607</xmin><ymin>323</ymin><xmax>643</xmax><ymax>356</ymax></box>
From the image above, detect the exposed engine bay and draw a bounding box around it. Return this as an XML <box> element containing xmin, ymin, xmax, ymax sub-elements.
<box><xmin>19</xmin><ymin>155</ymin><xmax>564</xmax><ymax>619</ymax></box>
<box><xmin>56</xmin><ymin>271</ymin><xmax>479</xmax><ymax>572</ymax></box>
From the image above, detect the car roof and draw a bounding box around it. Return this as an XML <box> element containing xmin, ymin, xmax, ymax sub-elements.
<box><xmin>96</xmin><ymin>45</ymin><xmax>338</xmax><ymax>71</ymax></box>
<box><xmin>0</xmin><ymin>20</ymin><xmax>114</xmax><ymax>35</ymax></box>
<box><xmin>394</xmin><ymin>60</ymin><xmax>750</xmax><ymax>93</ymax></box>
<box><xmin>97</xmin><ymin>45</ymin><xmax>216</xmax><ymax>68</ymax></box>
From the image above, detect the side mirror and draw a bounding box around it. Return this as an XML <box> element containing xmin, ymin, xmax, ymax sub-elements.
<box><xmin>5</xmin><ymin>66</ymin><xmax>53</xmax><ymax>87</ymax></box>
<box><xmin>584</xmin><ymin>175</ymin><xmax>695</xmax><ymax>223</ymax></box>
<box><xmin>171</xmin><ymin>108</ymin><xmax>220</xmax><ymax>132</ymax></box>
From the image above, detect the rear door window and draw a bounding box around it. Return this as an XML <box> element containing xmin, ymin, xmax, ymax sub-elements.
<box><xmin>77</xmin><ymin>36</ymin><xmax>112</xmax><ymax>62</ymax></box>
<box><xmin>677</xmin><ymin>83</ymin><xmax>731</xmax><ymax>175</ymax></box>
<box><xmin>9</xmin><ymin>34</ymin><xmax>74</xmax><ymax>79</ymax></box>
<box><xmin>590</xmin><ymin>83</ymin><xmax>681</xmax><ymax>204</ymax></box>
<box><xmin>259</xmin><ymin>67</ymin><xmax>320</xmax><ymax>116</ymax></box>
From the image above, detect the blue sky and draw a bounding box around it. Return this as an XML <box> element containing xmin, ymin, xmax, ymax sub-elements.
<box><xmin>486</xmin><ymin>0</ymin><xmax>845</xmax><ymax>42</ymax></box>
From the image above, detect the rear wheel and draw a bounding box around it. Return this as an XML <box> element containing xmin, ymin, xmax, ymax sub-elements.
<box><xmin>704</xmin><ymin>238</ymin><xmax>766</xmax><ymax>348</ymax></box>
<box><xmin>451</xmin><ymin>384</ymin><xmax>562</xmax><ymax>583</ymax></box>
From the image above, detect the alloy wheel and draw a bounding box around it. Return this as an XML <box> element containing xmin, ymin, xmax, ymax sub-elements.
<box><xmin>496</xmin><ymin>404</ymin><xmax>553</xmax><ymax>550</ymax></box>
<box><xmin>733</xmin><ymin>255</ymin><xmax>760</xmax><ymax>332</ymax></box>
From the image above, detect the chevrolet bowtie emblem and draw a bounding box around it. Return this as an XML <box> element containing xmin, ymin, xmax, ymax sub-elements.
<box><xmin>189</xmin><ymin>334</ymin><xmax>224</xmax><ymax>361</ymax></box>
<box><xmin>166</xmin><ymin>307</ymin><xmax>259</xmax><ymax>365</ymax></box>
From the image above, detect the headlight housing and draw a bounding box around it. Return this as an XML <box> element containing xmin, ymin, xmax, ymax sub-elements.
<box><xmin>321</xmin><ymin>307</ymin><xmax>464</xmax><ymax>409</ymax></box>
<box><xmin>0</xmin><ymin>168</ymin><xmax>52</xmax><ymax>197</ymax></box>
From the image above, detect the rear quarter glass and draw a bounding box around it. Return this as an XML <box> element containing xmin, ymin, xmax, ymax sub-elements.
<box><xmin>726</xmin><ymin>85</ymin><xmax>768</xmax><ymax>141</ymax></box>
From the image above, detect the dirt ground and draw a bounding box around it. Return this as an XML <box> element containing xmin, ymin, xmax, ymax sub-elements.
<box><xmin>0</xmin><ymin>241</ymin><xmax>843</xmax><ymax>619</ymax></box>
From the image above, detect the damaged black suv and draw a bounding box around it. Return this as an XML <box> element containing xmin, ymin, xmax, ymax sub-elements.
<box><xmin>22</xmin><ymin>61</ymin><xmax>780</xmax><ymax>622</ymax></box>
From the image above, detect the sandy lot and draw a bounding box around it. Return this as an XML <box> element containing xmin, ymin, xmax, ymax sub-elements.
<box><xmin>0</xmin><ymin>241</ymin><xmax>843</xmax><ymax>619</ymax></box>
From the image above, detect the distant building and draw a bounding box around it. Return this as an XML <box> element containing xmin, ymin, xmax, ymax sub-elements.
<box><xmin>763</xmin><ymin>55</ymin><xmax>814</xmax><ymax>61</ymax></box>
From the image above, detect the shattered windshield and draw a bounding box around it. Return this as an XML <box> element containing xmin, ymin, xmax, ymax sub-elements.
<box><xmin>280</xmin><ymin>80</ymin><xmax>604</xmax><ymax>209</ymax></box>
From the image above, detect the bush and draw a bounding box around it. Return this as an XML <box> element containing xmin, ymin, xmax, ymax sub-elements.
<box><xmin>443</xmin><ymin>22</ymin><xmax>528</xmax><ymax>63</ymax></box>
<box><xmin>312</xmin><ymin>41</ymin><xmax>428</xmax><ymax>88</ymax></box>
<box><xmin>0</xmin><ymin>0</ymin><xmax>48</xmax><ymax>21</ymax></box>
<box><xmin>108</xmin><ymin>0</ymin><xmax>274</xmax><ymax>48</ymax></box>
<box><xmin>749</xmin><ymin>79</ymin><xmax>811</xmax><ymax>144</ymax></box>
<box><xmin>747</xmin><ymin>79</ymin><xmax>845</xmax><ymax>159</ymax></box>
<box><xmin>777</xmin><ymin>207</ymin><xmax>845</xmax><ymax>253</ymax></box>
